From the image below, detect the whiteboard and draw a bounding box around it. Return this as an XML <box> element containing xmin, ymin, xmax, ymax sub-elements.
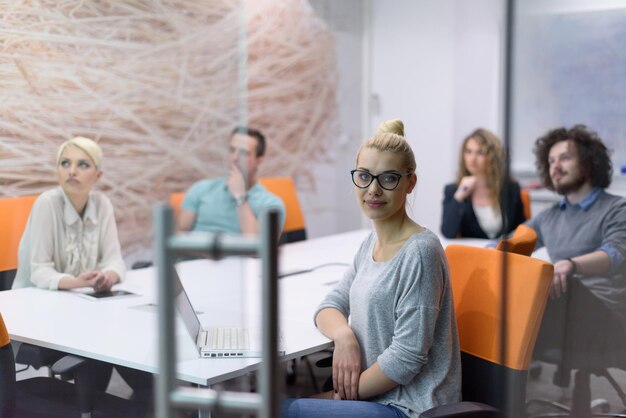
<box><xmin>511</xmin><ymin>8</ymin><xmax>626</xmax><ymax>175</ymax></box>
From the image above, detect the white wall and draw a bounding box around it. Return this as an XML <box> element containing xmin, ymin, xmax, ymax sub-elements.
<box><xmin>369</xmin><ymin>0</ymin><xmax>504</xmax><ymax>233</ymax></box>
<box><xmin>369</xmin><ymin>0</ymin><xmax>455</xmax><ymax>232</ymax></box>
<box><xmin>301</xmin><ymin>0</ymin><xmax>365</xmax><ymax>238</ymax></box>
<box><xmin>512</xmin><ymin>0</ymin><xmax>626</xmax><ymax>174</ymax></box>
<box><xmin>451</xmin><ymin>1</ymin><xmax>504</xmax><ymax>142</ymax></box>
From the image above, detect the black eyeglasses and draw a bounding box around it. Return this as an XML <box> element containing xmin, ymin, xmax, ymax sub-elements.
<box><xmin>350</xmin><ymin>169</ymin><xmax>412</xmax><ymax>191</ymax></box>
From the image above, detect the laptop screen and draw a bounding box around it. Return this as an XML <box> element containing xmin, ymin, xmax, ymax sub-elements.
<box><xmin>173</xmin><ymin>268</ymin><xmax>202</xmax><ymax>342</ymax></box>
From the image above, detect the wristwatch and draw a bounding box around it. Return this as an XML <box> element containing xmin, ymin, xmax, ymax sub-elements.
<box><xmin>234</xmin><ymin>194</ymin><xmax>248</xmax><ymax>207</ymax></box>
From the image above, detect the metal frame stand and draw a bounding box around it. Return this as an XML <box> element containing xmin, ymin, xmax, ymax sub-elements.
<box><xmin>153</xmin><ymin>205</ymin><xmax>281</xmax><ymax>418</ymax></box>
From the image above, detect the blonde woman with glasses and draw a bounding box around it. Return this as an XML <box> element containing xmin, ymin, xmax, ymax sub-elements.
<box><xmin>283</xmin><ymin>120</ymin><xmax>461</xmax><ymax>418</ymax></box>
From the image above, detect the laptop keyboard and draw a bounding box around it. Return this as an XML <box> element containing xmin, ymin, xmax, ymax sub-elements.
<box><xmin>209</xmin><ymin>327</ymin><xmax>250</xmax><ymax>350</ymax></box>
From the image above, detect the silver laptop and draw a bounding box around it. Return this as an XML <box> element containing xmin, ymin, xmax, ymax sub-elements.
<box><xmin>173</xmin><ymin>268</ymin><xmax>284</xmax><ymax>358</ymax></box>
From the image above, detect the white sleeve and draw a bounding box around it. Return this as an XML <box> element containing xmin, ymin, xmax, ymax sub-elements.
<box><xmin>28</xmin><ymin>196</ymin><xmax>70</xmax><ymax>290</ymax></box>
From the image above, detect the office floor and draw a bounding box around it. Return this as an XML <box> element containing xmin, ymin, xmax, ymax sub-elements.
<box><xmin>16</xmin><ymin>354</ymin><xmax>626</xmax><ymax>417</ymax></box>
<box><xmin>525</xmin><ymin>362</ymin><xmax>626</xmax><ymax>416</ymax></box>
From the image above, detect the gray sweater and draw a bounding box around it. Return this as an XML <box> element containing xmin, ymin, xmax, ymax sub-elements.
<box><xmin>315</xmin><ymin>230</ymin><xmax>461</xmax><ymax>417</ymax></box>
<box><xmin>526</xmin><ymin>189</ymin><xmax>626</xmax><ymax>326</ymax></box>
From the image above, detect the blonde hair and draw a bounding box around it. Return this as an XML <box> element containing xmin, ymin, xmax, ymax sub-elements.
<box><xmin>56</xmin><ymin>136</ymin><xmax>103</xmax><ymax>169</ymax></box>
<box><xmin>456</xmin><ymin>128</ymin><xmax>504</xmax><ymax>209</ymax></box>
<box><xmin>357</xmin><ymin>119</ymin><xmax>416</xmax><ymax>173</ymax></box>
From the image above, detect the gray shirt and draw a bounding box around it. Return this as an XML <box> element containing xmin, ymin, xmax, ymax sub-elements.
<box><xmin>526</xmin><ymin>189</ymin><xmax>626</xmax><ymax>326</ymax></box>
<box><xmin>315</xmin><ymin>230</ymin><xmax>461</xmax><ymax>417</ymax></box>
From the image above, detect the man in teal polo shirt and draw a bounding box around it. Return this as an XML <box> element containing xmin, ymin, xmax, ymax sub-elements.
<box><xmin>178</xmin><ymin>126</ymin><xmax>285</xmax><ymax>234</ymax></box>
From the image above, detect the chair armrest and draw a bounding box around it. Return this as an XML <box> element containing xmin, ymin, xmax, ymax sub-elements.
<box><xmin>15</xmin><ymin>343</ymin><xmax>65</xmax><ymax>369</ymax></box>
<box><xmin>315</xmin><ymin>355</ymin><xmax>333</xmax><ymax>368</ymax></box>
<box><xmin>131</xmin><ymin>261</ymin><xmax>153</xmax><ymax>269</ymax></box>
<box><xmin>51</xmin><ymin>354</ymin><xmax>88</xmax><ymax>375</ymax></box>
<box><xmin>420</xmin><ymin>401</ymin><xmax>501</xmax><ymax>418</ymax></box>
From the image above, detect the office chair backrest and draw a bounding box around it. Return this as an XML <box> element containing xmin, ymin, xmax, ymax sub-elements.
<box><xmin>0</xmin><ymin>195</ymin><xmax>38</xmax><ymax>272</ymax></box>
<box><xmin>0</xmin><ymin>314</ymin><xmax>17</xmax><ymax>417</ymax></box>
<box><xmin>0</xmin><ymin>314</ymin><xmax>9</xmax><ymax>349</ymax></box>
<box><xmin>169</xmin><ymin>192</ymin><xmax>185</xmax><ymax>219</ymax></box>
<box><xmin>496</xmin><ymin>224</ymin><xmax>537</xmax><ymax>256</ymax></box>
<box><xmin>445</xmin><ymin>244</ymin><xmax>552</xmax><ymax>416</ymax></box>
<box><xmin>520</xmin><ymin>188</ymin><xmax>531</xmax><ymax>220</ymax></box>
<box><xmin>259</xmin><ymin>177</ymin><xmax>307</xmax><ymax>243</ymax></box>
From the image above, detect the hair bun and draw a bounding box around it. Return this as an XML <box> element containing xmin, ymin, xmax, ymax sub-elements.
<box><xmin>377</xmin><ymin>119</ymin><xmax>404</xmax><ymax>137</ymax></box>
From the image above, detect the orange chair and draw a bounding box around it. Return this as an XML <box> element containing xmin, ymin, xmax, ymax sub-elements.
<box><xmin>496</xmin><ymin>224</ymin><xmax>538</xmax><ymax>257</ymax></box>
<box><xmin>259</xmin><ymin>177</ymin><xmax>307</xmax><ymax>243</ymax></box>
<box><xmin>0</xmin><ymin>195</ymin><xmax>38</xmax><ymax>290</ymax></box>
<box><xmin>169</xmin><ymin>192</ymin><xmax>185</xmax><ymax>220</ymax></box>
<box><xmin>521</xmin><ymin>188</ymin><xmax>532</xmax><ymax>220</ymax></box>
<box><xmin>421</xmin><ymin>245</ymin><xmax>553</xmax><ymax>418</ymax></box>
<box><xmin>0</xmin><ymin>313</ymin><xmax>15</xmax><ymax>416</ymax></box>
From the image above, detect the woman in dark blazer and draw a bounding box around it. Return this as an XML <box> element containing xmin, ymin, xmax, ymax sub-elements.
<box><xmin>441</xmin><ymin>128</ymin><xmax>526</xmax><ymax>239</ymax></box>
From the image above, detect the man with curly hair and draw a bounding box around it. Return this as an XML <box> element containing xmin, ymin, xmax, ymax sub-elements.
<box><xmin>527</xmin><ymin>125</ymin><xmax>626</xmax><ymax>410</ymax></box>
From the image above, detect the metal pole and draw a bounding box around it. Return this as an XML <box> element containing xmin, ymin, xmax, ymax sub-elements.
<box><xmin>155</xmin><ymin>204</ymin><xmax>177</xmax><ymax>418</ymax></box>
<box><xmin>153</xmin><ymin>206</ymin><xmax>280</xmax><ymax>417</ymax></box>
<box><xmin>501</xmin><ymin>1</ymin><xmax>516</xmax><ymax>416</ymax></box>
<box><xmin>259</xmin><ymin>209</ymin><xmax>281</xmax><ymax>418</ymax></box>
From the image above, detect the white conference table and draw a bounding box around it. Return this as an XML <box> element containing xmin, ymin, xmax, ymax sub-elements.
<box><xmin>0</xmin><ymin>228</ymin><xmax>495</xmax><ymax>386</ymax></box>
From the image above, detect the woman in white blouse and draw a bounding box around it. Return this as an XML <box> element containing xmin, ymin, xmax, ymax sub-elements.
<box><xmin>12</xmin><ymin>137</ymin><xmax>153</xmax><ymax>414</ymax></box>
<box><xmin>13</xmin><ymin>136</ymin><xmax>125</xmax><ymax>290</ymax></box>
